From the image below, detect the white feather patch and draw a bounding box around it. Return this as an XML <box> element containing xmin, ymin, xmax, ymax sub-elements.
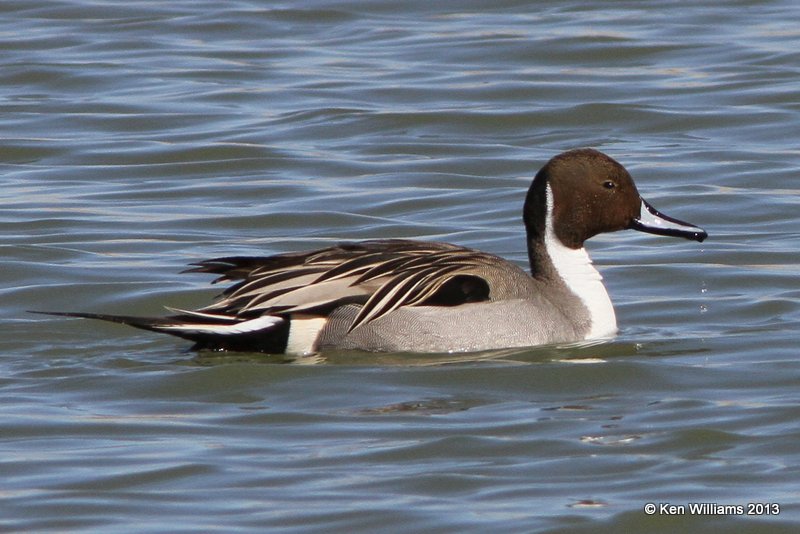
<box><xmin>286</xmin><ymin>314</ymin><xmax>327</xmax><ymax>355</ymax></box>
<box><xmin>163</xmin><ymin>306</ymin><xmax>238</xmax><ymax>322</ymax></box>
<box><xmin>158</xmin><ymin>315</ymin><xmax>284</xmax><ymax>335</ymax></box>
<box><xmin>544</xmin><ymin>184</ymin><xmax>617</xmax><ymax>339</ymax></box>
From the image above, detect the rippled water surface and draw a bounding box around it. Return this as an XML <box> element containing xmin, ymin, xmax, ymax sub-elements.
<box><xmin>3</xmin><ymin>1</ymin><xmax>800</xmax><ymax>532</ymax></box>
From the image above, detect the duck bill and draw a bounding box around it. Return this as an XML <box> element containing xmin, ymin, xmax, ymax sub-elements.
<box><xmin>630</xmin><ymin>199</ymin><xmax>707</xmax><ymax>242</ymax></box>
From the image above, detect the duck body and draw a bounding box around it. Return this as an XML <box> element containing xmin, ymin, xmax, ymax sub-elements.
<box><xmin>184</xmin><ymin>240</ymin><xmax>593</xmax><ymax>354</ymax></box>
<box><xmin>40</xmin><ymin>149</ymin><xmax>707</xmax><ymax>355</ymax></box>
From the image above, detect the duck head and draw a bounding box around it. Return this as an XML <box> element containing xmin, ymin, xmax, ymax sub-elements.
<box><xmin>524</xmin><ymin>148</ymin><xmax>707</xmax><ymax>250</ymax></box>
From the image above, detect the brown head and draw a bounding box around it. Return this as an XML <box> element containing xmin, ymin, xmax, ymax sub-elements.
<box><xmin>524</xmin><ymin>148</ymin><xmax>707</xmax><ymax>250</ymax></box>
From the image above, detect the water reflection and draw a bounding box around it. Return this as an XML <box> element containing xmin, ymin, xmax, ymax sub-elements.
<box><xmin>191</xmin><ymin>338</ymin><xmax>646</xmax><ymax>366</ymax></box>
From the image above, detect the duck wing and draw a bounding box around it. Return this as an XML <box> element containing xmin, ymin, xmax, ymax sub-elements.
<box><xmin>186</xmin><ymin>239</ymin><xmax>497</xmax><ymax>330</ymax></box>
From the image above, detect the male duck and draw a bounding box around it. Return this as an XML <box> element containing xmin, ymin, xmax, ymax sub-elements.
<box><xmin>44</xmin><ymin>149</ymin><xmax>707</xmax><ymax>354</ymax></box>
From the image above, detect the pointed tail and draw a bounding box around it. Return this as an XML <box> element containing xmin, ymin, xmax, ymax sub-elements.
<box><xmin>30</xmin><ymin>310</ymin><xmax>291</xmax><ymax>353</ymax></box>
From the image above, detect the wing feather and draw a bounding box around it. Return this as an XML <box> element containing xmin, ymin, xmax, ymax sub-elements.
<box><xmin>349</xmin><ymin>265</ymin><xmax>464</xmax><ymax>329</ymax></box>
<box><xmin>183</xmin><ymin>240</ymin><xmax>507</xmax><ymax>328</ymax></box>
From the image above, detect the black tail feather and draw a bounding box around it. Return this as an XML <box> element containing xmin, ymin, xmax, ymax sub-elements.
<box><xmin>29</xmin><ymin>310</ymin><xmax>292</xmax><ymax>353</ymax></box>
<box><xmin>29</xmin><ymin>310</ymin><xmax>178</xmax><ymax>332</ymax></box>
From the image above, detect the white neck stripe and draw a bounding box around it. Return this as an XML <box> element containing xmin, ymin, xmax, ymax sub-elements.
<box><xmin>544</xmin><ymin>184</ymin><xmax>617</xmax><ymax>339</ymax></box>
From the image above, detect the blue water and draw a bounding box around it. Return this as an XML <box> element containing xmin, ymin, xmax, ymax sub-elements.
<box><xmin>2</xmin><ymin>1</ymin><xmax>800</xmax><ymax>532</ymax></box>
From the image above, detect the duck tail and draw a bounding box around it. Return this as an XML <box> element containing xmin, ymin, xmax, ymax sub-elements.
<box><xmin>29</xmin><ymin>310</ymin><xmax>291</xmax><ymax>353</ymax></box>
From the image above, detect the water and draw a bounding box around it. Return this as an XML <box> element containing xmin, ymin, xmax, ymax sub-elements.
<box><xmin>2</xmin><ymin>0</ymin><xmax>800</xmax><ymax>532</ymax></box>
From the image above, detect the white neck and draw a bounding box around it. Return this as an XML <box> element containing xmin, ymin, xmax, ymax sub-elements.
<box><xmin>544</xmin><ymin>185</ymin><xmax>617</xmax><ymax>339</ymax></box>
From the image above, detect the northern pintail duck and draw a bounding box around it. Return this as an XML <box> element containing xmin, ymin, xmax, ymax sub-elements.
<box><xmin>43</xmin><ymin>149</ymin><xmax>707</xmax><ymax>354</ymax></box>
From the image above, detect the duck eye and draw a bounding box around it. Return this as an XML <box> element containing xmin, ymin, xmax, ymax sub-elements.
<box><xmin>603</xmin><ymin>180</ymin><xmax>616</xmax><ymax>189</ymax></box>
